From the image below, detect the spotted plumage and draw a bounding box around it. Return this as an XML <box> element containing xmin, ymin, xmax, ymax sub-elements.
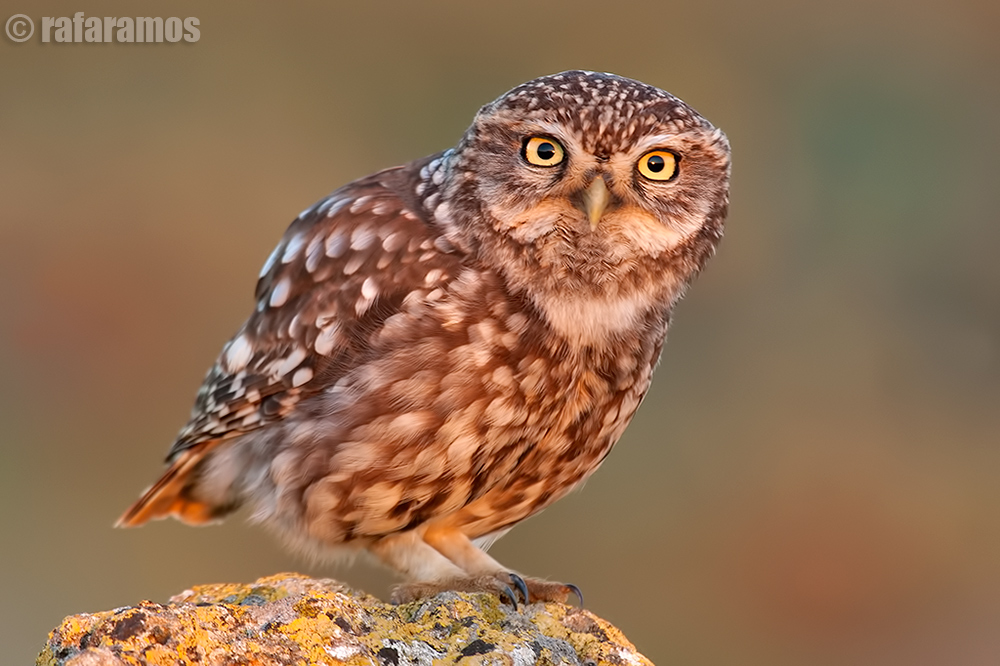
<box><xmin>119</xmin><ymin>71</ymin><xmax>731</xmax><ymax>604</ymax></box>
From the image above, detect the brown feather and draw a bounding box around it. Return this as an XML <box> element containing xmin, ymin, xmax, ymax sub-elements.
<box><xmin>116</xmin><ymin>443</ymin><xmax>222</xmax><ymax>527</ymax></box>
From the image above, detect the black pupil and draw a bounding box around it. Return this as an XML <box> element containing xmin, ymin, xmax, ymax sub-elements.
<box><xmin>647</xmin><ymin>154</ymin><xmax>666</xmax><ymax>172</ymax></box>
<box><xmin>536</xmin><ymin>142</ymin><xmax>556</xmax><ymax>160</ymax></box>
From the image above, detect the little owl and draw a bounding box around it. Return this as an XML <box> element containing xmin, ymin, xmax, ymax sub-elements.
<box><xmin>119</xmin><ymin>70</ymin><xmax>731</xmax><ymax>605</ymax></box>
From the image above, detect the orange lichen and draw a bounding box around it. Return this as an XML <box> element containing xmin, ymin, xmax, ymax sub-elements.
<box><xmin>39</xmin><ymin>573</ymin><xmax>652</xmax><ymax>666</ymax></box>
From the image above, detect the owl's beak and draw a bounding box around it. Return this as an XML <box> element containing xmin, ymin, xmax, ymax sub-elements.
<box><xmin>581</xmin><ymin>177</ymin><xmax>611</xmax><ymax>230</ymax></box>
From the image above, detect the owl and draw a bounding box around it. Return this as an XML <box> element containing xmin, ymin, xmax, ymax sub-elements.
<box><xmin>119</xmin><ymin>71</ymin><xmax>730</xmax><ymax>606</ymax></box>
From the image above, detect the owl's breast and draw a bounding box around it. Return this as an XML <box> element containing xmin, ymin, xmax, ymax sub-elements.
<box><xmin>401</xmin><ymin>319</ymin><xmax>660</xmax><ymax>539</ymax></box>
<box><xmin>399</xmin><ymin>271</ymin><xmax>666</xmax><ymax>535</ymax></box>
<box><xmin>280</xmin><ymin>266</ymin><xmax>667</xmax><ymax>542</ymax></box>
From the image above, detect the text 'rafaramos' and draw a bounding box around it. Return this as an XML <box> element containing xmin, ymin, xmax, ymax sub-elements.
<box><xmin>39</xmin><ymin>14</ymin><xmax>200</xmax><ymax>43</ymax></box>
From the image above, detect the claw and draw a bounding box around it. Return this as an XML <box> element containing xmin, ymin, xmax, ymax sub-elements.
<box><xmin>509</xmin><ymin>573</ymin><xmax>529</xmax><ymax>606</ymax></box>
<box><xmin>500</xmin><ymin>585</ymin><xmax>519</xmax><ymax>610</ymax></box>
<box><xmin>565</xmin><ymin>583</ymin><xmax>584</xmax><ymax>607</ymax></box>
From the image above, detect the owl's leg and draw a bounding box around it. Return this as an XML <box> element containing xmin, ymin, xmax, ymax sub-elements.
<box><xmin>369</xmin><ymin>531</ymin><xmax>466</xmax><ymax>583</ymax></box>
<box><xmin>372</xmin><ymin>530</ymin><xmax>522</xmax><ymax>606</ymax></box>
<box><xmin>421</xmin><ymin>524</ymin><xmax>583</xmax><ymax>606</ymax></box>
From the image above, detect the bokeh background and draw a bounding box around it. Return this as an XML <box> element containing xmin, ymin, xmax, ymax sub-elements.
<box><xmin>2</xmin><ymin>1</ymin><xmax>999</xmax><ymax>663</ymax></box>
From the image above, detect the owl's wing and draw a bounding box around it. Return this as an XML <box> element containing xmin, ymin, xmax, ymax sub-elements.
<box><xmin>119</xmin><ymin>158</ymin><xmax>460</xmax><ymax>526</ymax></box>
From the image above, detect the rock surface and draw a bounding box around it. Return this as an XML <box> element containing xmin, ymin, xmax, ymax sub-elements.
<box><xmin>37</xmin><ymin>573</ymin><xmax>652</xmax><ymax>666</ymax></box>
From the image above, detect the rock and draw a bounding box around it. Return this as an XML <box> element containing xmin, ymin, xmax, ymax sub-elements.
<box><xmin>37</xmin><ymin>573</ymin><xmax>653</xmax><ymax>666</ymax></box>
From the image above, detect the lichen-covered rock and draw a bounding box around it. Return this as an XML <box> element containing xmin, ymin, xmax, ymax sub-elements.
<box><xmin>37</xmin><ymin>573</ymin><xmax>652</xmax><ymax>666</ymax></box>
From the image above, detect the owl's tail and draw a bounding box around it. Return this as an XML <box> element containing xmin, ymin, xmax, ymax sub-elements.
<box><xmin>116</xmin><ymin>443</ymin><xmax>225</xmax><ymax>527</ymax></box>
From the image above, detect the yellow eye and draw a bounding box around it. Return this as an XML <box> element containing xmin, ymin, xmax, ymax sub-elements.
<box><xmin>523</xmin><ymin>136</ymin><xmax>565</xmax><ymax>167</ymax></box>
<box><xmin>637</xmin><ymin>150</ymin><xmax>678</xmax><ymax>181</ymax></box>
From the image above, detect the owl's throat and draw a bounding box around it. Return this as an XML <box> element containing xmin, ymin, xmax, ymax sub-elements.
<box><xmin>528</xmin><ymin>286</ymin><xmax>667</xmax><ymax>348</ymax></box>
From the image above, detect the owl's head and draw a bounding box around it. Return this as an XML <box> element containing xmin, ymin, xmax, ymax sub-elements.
<box><xmin>440</xmin><ymin>70</ymin><xmax>730</xmax><ymax>300</ymax></box>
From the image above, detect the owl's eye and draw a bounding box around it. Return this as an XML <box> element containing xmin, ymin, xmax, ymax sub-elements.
<box><xmin>522</xmin><ymin>136</ymin><xmax>565</xmax><ymax>167</ymax></box>
<box><xmin>637</xmin><ymin>150</ymin><xmax>678</xmax><ymax>181</ymax></box>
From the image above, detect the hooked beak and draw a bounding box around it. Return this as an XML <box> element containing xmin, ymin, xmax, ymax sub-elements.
<box><xmin>581</xmin><ymin>177</ymin><xmax>611</xmax><ymax>230</ymax></box>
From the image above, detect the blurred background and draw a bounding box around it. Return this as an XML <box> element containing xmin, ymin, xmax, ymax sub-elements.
<box><xmin>2</xmin><ymin>1</ymin><xmax>998</xmax><ymax>663</ymax></box>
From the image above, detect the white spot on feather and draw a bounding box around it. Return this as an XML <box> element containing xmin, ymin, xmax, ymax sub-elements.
<box><xmin>230</xmin><ymin>371</ymin><xmax>246</xmax><ymax>394</ymax></box>
<box><xmin>281</xmin><ymin>233</ymin><xmax>306</xmax><ymax>263</ymax></box>
<box><xmin>343</xmin><ymin>255</ymin><xmax>364</xmax><ymax>275</ymax></box>
<box><xmin>321</xmin><ymin>196</ymin><xmax>350</xmax><ymax>218</ymax></box>
<box><xmin>288</xmin><ymin>312</ymin><xmax>304</xmax><ymax>338</ymax></box>
<box><xmin>316</xmin><ymin>197</ymin><xmax>335</xmax><ymax>216</ymax></box>
<box><xmin>349</xmin><ymin>195</ymin><xmax>371</xmax><ymax>213</ymax></box>
<box><xmin>274</xmin><ymin>347</ymin><xmax>307</xmax><ymax>379</ymax></box>
<box><xmin>259</xmin><ymin>246</ymin><xmax>280</xmax><ymax>278</ymax></box>
<box><xmin>325</xmin><ymin>229</ymin><xmax>348</xmax><ymax>258</ymax></box>
<box><xmin>361</xmin><ymin>277</ymin><xmax>378</xmax><ymax>300</ymax></box>
<box><xmin>355</xmin><ymin>278</ymin><xmax>377</xmax><ymax>314</ymax></box>
<box><xmin>292</xmin><ymin>367</ymin><xmax>313</xmax><ymax>387</ymax></box>
<box><xmin>314</xmin><ymin>321</ymin><xmax>341</xmax><ymax>356</ymax></box>
<box><xmin>305</xmin><ymin>235</ymin><xmax>325</xmax><ymax>273</ymax></box>
<box><xmin>350</xmin><ymin>224</ymin><xmax>375</xmax><ymax>250</ymax></box>
<box><xmin>224</xmin><ymin>335</ymin><xmax>253</xmax><ymax>373</ymax></box>
<box><xmin>269</xmin><ymin>278</ymin><xmax>291</xmax><ymax>307</ymax></box>
<box><xmin>382</xmin><ymin>231</ymin><xmax>405</xmax><ymax>252</ymax></box>
<box><xmin>423</xmin><ymin>268</ymin><xmax>444</xmax><ymax>285</ymax></box>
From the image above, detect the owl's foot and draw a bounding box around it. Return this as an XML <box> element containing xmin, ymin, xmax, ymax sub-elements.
<box><xmin>520</xmin><ymin>576</ymin><xmax>584</xmax><ymax>606</ymax></box>
<box><xmin>390</xmin><ymin>573</ymin><xmax>582</xmax><ymax>608</ymax></box>
<box><xmin>391</xmin><ymin>572</ymin><xmax>525</xmax><ymax>607</ymax></box>
<box><xmin>377</xmin><ymin>529</ymin><xmax>581</xmax><ymax>607</ymax></box>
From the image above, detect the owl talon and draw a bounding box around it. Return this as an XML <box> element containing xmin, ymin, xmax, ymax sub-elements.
<box><xmin>500</xmin><ymin>585</ymin><xmax>519</xmax><ymax>609</ymax></box>
<box><xmin>565</xmin><ymin>583</ymin><xmax>584</xmax><ymax>607</ymax></box>
<box><xmin>509</xmin><ymin>573</ymin><xmax>529</xmax><ymax>606</ymax></box>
